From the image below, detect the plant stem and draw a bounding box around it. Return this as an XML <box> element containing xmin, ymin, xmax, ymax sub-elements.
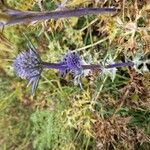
<box><xmin>106</xmin><ymin>61</ymin><xmax>134</xmax><ymax>68</ymax></box>
<box><xmin>41</xmin><ymin>62</ymin><xmax>66</xmax><ymax>70</ymax></box>
<box><xmin>0</xmin><ymin>7</ymin><xmax>118</xmax><ymax>26</ymax></box>
<box><xmin>42</xmin><ymin>61</ymin><xmax>134</xmax><ymax>70</ymax></box>
<box><xmin>82</xmin><ymin>61</ymin><xmax>134</xmax><ymax>69</ymax></box>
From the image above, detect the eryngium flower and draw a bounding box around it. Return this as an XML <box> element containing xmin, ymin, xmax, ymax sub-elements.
<box><xmin>60</xmin><ymin>51</ymin><xmax>84</xmax><ymax>88</ymax></box>
<box><xmin>13</xmin><ymin>49</ymin><xmax>135</xmax><ymax>95</ymax></box>
<box><xmin>60</xmin><ymin>52</ymin><xmax>83</xmax><ymax>74</ymax></box>
<box><xmin>13</xmin><ymin>48</ymin><xmax>43</xmax><ymax>96</ymax></box>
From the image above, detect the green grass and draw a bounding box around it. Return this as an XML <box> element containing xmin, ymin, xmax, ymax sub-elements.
<box><xmin>0</xmin><ymin>0</ymin><xmax>150</xmax><ymax>149</ymax></box>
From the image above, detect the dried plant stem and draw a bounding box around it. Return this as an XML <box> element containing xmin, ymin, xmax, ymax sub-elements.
<box><xmin>73</xmin><ymin>37</ymin><xmax>109</xmax><ymax>52</ymax></box>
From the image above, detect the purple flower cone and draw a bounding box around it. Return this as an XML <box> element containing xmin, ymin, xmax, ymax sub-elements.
<box><xmin>13</xmin><ymin>48</ymin><xmax>43</xmax><ymax>96</ymax></box>
<box><xmin>60</xmin><ymin>51</ymin><xmax>83</xmax><ymax>75</ymax></box>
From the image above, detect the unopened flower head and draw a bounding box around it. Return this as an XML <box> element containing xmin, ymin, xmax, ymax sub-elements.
<box><xmin>13</xmin><ymin>48</ymin><xmax>43</xmax><ymax>95</ymax></box>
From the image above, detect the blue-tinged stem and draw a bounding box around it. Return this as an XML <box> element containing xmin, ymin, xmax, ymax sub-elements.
<box><xmin>0</xmin><ymin>7</ymin><xmax>118</xmax><ymax>27</ymax></box>
<box><xmin>106</xmin><ymin>61</ymin><xmax>134</xmax><ymax>68</ymax></box>
<box><xmin>42</xmin><ymin>61</ymin><xmax>134</xmax><ymax>70</ymax></box>
<box><xmin>82</xmin><ymin>61</ymin><xmax>134</xmax><ymax>69</ymax></box>
<box><xmin>42</xmin><ymin>62</ymin><xmax>66</xmax><ymax>70</ymax></box>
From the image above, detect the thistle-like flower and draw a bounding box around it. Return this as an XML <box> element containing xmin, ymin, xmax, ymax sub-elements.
<box><xmin>13</xmin><ymin>49</ymin><xmax>137</xmax><ymax>95</ymax></box>
<box><xmin>60</xmin><ymin>52</ymin><xmax>82</xmax><ymax>73</ymax></box>
<box><xmin>13</xmin><ymin>47</ymin><xmax>43</xmax><ymax>96</ymax></box>
<box><xmin>60</xmin><ymin>51</ymin><xmax>84</xmax><ymax>89</ymax></box>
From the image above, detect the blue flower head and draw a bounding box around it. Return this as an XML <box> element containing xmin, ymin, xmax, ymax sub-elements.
<box><xmin>60</xmin><ymin>51</ymin><xmax>84</xmax><ymax>89</ymax></box>
<box><xmin>61</xmin><ymin>51</ymin><xmax>82</xmax><ymax>73</ymax></box>
<box><xmin>13</xmin><ymin>46</ymin><xmax>43</xmax><ymax>96</ymax></box>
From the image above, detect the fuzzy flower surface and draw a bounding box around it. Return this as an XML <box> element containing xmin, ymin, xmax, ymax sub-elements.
<box><xmin>60</xmin><ymin>52</ymin><xmax>83</xmax><ymax>73</ymax></box>
<box><xmin>13</xmin><ymin>48</ymin><xmax>43</xmax><ymax>96</ymax></box>
<box><xmin>60</xmin><ymin>51</ymin><xmax>84</xmax><ymax>88</ymax></box>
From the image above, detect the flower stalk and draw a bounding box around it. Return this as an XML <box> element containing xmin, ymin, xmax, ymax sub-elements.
<box><xmin>41</xmin><ymin>61</ymin><xmax>134</xmax><ymax>70</ymax></box>
<box><xmin>0</xmin><ymin>0</ymin><xmax>118</xmax><ymax>27</ymax></box>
